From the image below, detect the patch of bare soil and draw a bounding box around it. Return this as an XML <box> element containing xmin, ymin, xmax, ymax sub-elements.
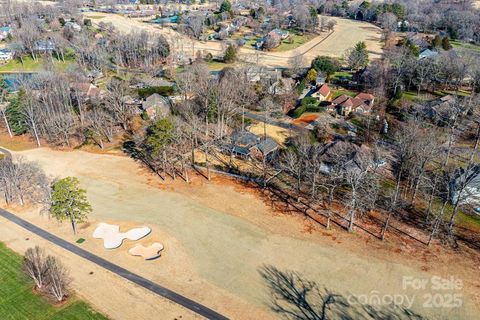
<box><xmin>0</xmin><ymin>129</ymin><xmax>38</xmax><ymax>151</ymax></box>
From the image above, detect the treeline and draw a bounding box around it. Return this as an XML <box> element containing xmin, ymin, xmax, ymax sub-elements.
<box><xmin>316</xmin><ymin>0</ymin><xmax>480</xmax><ymax>43</ymax></box>
<box><xmin>359</xmin><ymin>44</ymin><xmax>480</xmax><ymax>99</ymax></box>
<box><xmin>120</xmin><ymin>60</ymin><xmax>480</xmax><ymax>247</ymax></box>
<box><xmin>276</xmin><ymin>108</ymin><xmax>479</xmax><ymax>244</ymax></box>
<box><xmin>2</xmin><ymin>73</ymin><xmax>140</xmax><ymax>148</ymax></box>
<box><xmin>0</xmin><ymin>0</ymin><xmax>173</xmax><ymax>148</ymax></box>
<box><xmin>124</xmin><ymin>62</ymin><xmax>293</xmax><ymax>180</ymax></box>
<box><xmin>1</xmin><ymin>0</ymin><xmax>170</xmax><ymax>72</ymax></box>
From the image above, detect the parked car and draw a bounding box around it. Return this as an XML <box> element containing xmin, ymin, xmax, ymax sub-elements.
<box><xmin>374</xmin><ymin>159</ymin><xmax>387</xmax><ymax>168</ymax></box>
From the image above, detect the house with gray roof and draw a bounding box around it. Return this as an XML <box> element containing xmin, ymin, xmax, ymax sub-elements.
<box><xmin>418</xmin><ymin>48</ymin><xmax>438</xmax><ymax>60</ymax></box>
<box><xmin>142</xmin><ymin>93</ymin><xmax>172</xmax><ymax>119</ymax></box>
<box><xmin>222</xmin><ymin>131</ymin><xmax>279</xmax><ymax>160</ymax></box>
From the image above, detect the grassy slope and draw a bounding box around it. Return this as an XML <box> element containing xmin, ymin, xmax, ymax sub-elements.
<box><xmin>0</xmin><ymin>134</ymin><xmax>37</xmax><ymax>151</ymax></box>
<box><xmin>272</xmin><ymin>32</ymin><xmax>316</xmax><ymax>52</ymax></box>
<box><xmin>0</xmin><ymin>242</ymin><xmax>108</xmax><ymax>320</ymax></box>
<box><xmin>0</xmin><ymin>56</ymin><xmax>74</xmax><ymax>73</ymax></box>
<box><xmin>331</xmin><ymin>88</ymin><xmax>357</xmax><ymax>99</ymax></box>
<box><xmin>243</xmin><ymin>31</ymin><xmax>316</xmax><ymax>52</ymax></box>
<box><xmin>451</xmin><ymin>40</ymin><xmax>480</xmax><ymax>53</ymax></box>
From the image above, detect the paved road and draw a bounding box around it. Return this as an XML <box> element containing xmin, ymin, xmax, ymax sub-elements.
<box><xmin>0</xmin><ymin>208</ymin><xmax>228</xmax><ymax>320</ymax></box>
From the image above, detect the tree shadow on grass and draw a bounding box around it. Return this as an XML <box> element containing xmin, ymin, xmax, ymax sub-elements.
<box><xmin>258</xmin><ymin>265</ymin><xmax>425</xmax><ymax>320</ymax></box>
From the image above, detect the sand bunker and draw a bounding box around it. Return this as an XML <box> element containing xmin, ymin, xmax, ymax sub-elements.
<box><xmin>93</xmin><ymin>223</ymin><xmax>151</xmax><ymax>249</ymax></box>
<box><xmin>129</xmin><ymin>243</ymin><xmax>164</xmax><ymax>260</ymax></box>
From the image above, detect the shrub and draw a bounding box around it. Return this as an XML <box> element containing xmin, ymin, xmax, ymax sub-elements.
<box><xmin>223</xmin><ymin>44</ymin><xmax>237</xmax><ymax>63</ymax></box>
<box><xmin>311</xmin><ymin>56</ymin><xmax>340</xmax><ymax>78</ymax></box>
<box><xmin>293</xmin><ymin>105</ymin><xmax>308</xmax><ymax>118</ymax></box>
<box><xmin>205</xmin><ymin>52</ymin><xmax>214</xmax><ymax>62</ymax></box>
<box><xmin>138</xmin><ymin>86</ymin><xmax>175</xmax><ymax>99</ymax></box>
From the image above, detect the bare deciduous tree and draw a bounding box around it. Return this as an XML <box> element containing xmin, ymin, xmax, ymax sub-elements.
<box><xmin>45</xmin><ymin>255</ymin><xmax>71</xmax><ymax>302</ymax></box>
<box><xmin>22</xmin><ymin>246</ymin><xmax>49</xmax><ymax>290</ymax></box>
<box><xmin>0</xmin><ymin>156</ymin><xmax>49</xmax><ymax>206</ymax></box>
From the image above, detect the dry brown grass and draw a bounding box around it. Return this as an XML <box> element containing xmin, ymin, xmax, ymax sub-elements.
<box><xmin>0</xmin><ymin>132</ymin><xmax>37</xmax><ymax>151</ymax></box>
<box><xmin>247</xmin><ymin>123</ymin><xmax>293</xmax><ymax>146</ymax></box>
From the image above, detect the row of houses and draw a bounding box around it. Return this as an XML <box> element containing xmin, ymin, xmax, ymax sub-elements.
<box><xmin>205</xmin><ymin>16</ymin><xmax>251</xmax><ymax>41</ymax></box>
<box><xmin>0</xmin><ymin>38</ymin><xmax>64</xmax><ymax>62</ymax></box>
<box><xmin>310</xmin><ymin>83</ymin><xmax>375</xmax><ymax>116</ymax></box>
<box><xmin>71</xmin><ymin>80</ymin><xmax>172</xmax><ymax>121</ymax></box>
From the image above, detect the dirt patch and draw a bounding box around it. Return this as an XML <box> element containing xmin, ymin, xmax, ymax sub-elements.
<box><xmin>0</xmin><ymin>130</ymin><xmax>38</xmax><ymax>151</ymax></box>
<box><xmin>292</xmin><ymin>113</ymin><xmax>321</xmax><ymax>126</ymax></box>
<box><xmin>247</xmin><ymin>122</ymin><xmax>293</xmax><ymax>146</ymax></box>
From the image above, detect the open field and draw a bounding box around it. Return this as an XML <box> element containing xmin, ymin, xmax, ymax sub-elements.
<box><xmin>451</xmin><ymin>40</ymin><xmax>480</xmax><ymax>53</ymax></box>
<box><xmin>0</xmin><ymin>242</ymin><xmax>107</xmax><ymax>320</ymax></box>
<box><xmin>0</xmin><ymin>147</ymin><xmax>479</xmax><ymax>319</ymax></box>
<box><xmin>271</xmin><ymin>32</ymin><xmax>318</xmax><ymax>52</ymax></box>
<box><xmin>84</xmin><ymin>12</ymin><xmax>383</xmax><ymax>68</ymax></box>
<box><xmin>0</xmin><ymin>56</ymin><xmax>74</xmax><ymax>73</ymax></box>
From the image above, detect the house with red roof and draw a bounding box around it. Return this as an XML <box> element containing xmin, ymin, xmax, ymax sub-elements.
<box><xmin>330</xmin><ymin>92</ymin><xmax>375</xmax><ymax>116</ymax></box>
<box><xmin>311</xmin><ymin>84</ymin><xmax>332</xmax><ymax>102</ymax></box>
<box><xmin>354</xmin><ymin>92</ymin><xmax>375</xmax><ymax>107</ymax></box>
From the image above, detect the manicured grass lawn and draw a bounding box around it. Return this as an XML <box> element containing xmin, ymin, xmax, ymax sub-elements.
<box><xmin>244</xmin><ymin>38</ymin><xmax>258</xmax><ymax>48</ymax></box>
<box><xmin>429</xmin><ymin>199</ymin><xmax>480</xmax><ymax>231</ymax></box>
<box><xmin>457</xmin><ymin>211</ymin><xmax>480</xmax><ymax>231</ymax></box>
<box><xmin>0</xmin><ymin>56</ymin><xmax>74</xmax><ymax>73</ymax></box>
<box><xmin>272</xmin><ymin>32</ymin><xmax>316</xmax><ymax>52</ymax></box>
<box><xmin>0</xmin><ymin>242</ymin><xmax>108</xmax><ymax>320</ymax></box>
<box><xmin>402</xmin><ymin>89</ymin><xmax>472</xmax><ymax>103</ymax></box>
<box><xmin>331</xmin><ymin>71</ymin><xmax>353</xmax><ymax>82</ymax></box>
<box><xmin>331</xmin><ymin>88</ymin><xmax>356</xmax><ymax>99</ymax></box>
<box><xmin>451</xmin><ymin>40</ymin><xmax>480</xmax><ymax>53</ymax></box>
<box><xmin>433</xmin><ymin>89</ymin><xmax>471</xmax><ymax>97</ymax></box>
<box><xmin>401</xmin><ymin>91</ymin><xmax>437</xmax><ymax>103</ymax></box>
<box><xmin>206</xmin><ymin>60</ymin><xmax>234</xmax><ymax>71</ymax></box>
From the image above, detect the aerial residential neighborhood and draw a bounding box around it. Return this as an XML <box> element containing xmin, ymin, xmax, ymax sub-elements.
<box><xmin>0</xmin><ymin>0</ymin><xmax>479</xmax><ymax>320</ymax></box>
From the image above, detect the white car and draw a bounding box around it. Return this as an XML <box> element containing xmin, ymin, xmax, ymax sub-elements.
<box><xmin>374</xmin><ymin>159</ymin><xmax>387</xmax><ymax>168</ymax></box>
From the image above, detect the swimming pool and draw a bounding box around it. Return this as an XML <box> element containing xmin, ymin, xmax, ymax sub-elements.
<box><xmin>1</xmin><ymin>73</ymin><xmax>35</xmax><ymax>91</ymax></box>
<box><xmin>151</xmin><ymin>15</ymin><xmax>179</xmax><ymax>24</ymax></box>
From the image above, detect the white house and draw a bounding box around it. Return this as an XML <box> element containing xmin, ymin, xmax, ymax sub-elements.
<box><xmin>450</xmin><ymin>165</ymin><xmax>480</xmax><ymax>209</ymax></box>
<box><xmin>64</xmin><ymin>21</ymin><xmax>82</xmax><ymax>32</ymax></box>
<box><xmin>0</xmin><ymin>49</ymin><xmax>13</xmax><ymax>61</ymax></box>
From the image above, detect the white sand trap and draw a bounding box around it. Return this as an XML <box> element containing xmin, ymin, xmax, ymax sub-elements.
<box><xmin>129</xmin><ymin>243</ymin><xmax>164</xmax><ymax>260</ymax></box>
<box><xmin>93</xmin><ymin>223</ymin><xmax>151</xmax><ymax>249</ymax></box>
